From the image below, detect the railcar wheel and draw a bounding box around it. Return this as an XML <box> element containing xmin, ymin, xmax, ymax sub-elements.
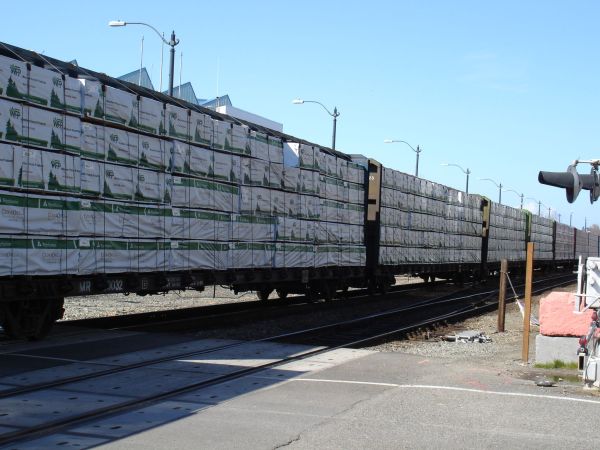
<box><xmin>321</xmin><ymin>283</ymin><xmax>335</xmax><ymax>301</ymax></box>
<box><xmin>276</xmin><ymin>289</ymin><xmax>288</xmax><ymax>299</ymax></box>
<box><xmin>257</xmin><ymin>288</ymin><xmax>273</xmax><ymax>301</ymax></box>
<box><xmin>0</xmin><ymin>298</ymin><xmax>63</xmax><ymax>340</ymax></box>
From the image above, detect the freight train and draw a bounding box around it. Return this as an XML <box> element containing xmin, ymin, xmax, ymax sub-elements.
<box><xmin>0</xmin><ymin>42</ymin><xmax>596</xmax><ymax>340</ymax></box>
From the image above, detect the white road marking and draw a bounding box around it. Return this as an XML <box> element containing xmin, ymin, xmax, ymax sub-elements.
<box><xmin>295</xmin><ymin>378</ymin><xmax>600</xmax><ymax>405</ymax></box>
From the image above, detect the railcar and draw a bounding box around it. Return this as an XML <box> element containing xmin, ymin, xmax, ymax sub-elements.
<box><xmin>0</xmin><ymin>41</ymin><xmax>594</xmax><ymax>340</ymax></box>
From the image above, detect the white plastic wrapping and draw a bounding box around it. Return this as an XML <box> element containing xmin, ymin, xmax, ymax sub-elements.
<box><xmin>230</xmin><ymin>242</ymin><xmax>274</xmax><ymax>268</ymax></box>
<box><xmin>79</xmin><ymin>238</ymin><xmax>168</xmax><ymax>274</ymax></box>
<box><xmin>190</xmin><ymin>110</ymin><xmax>213</xmax><ymax>148</ymax></box>
<box><xmin>16</xmin><ymin>148</ymin><xmax>81</xmax><ymax>194</ymax></box>
<box><xmin>170</xmin><ymin>208</ymin><xmax>230</xmax><ymax>241</ymax></box>
<box><xmin>0</xmin><ymin>98</ymin><xmax>23</xmax><ymax>143</ymax></box>
<box><xmin>274</xmin><ymin>243</ymin><xmax>314</xmax><ymax>268</ymax></box>
<box><xmin>170</xmin><ymin>240</ymin><xmax>230</xmax><ymax>271</ymax></box>
<box><xmin>166</xmin><ymin>103</ymin><xmax>190</xmax><ymax>141</ymax></box>
<box><xmin>81</xmin><ymin>123</ymin><xmax>105</xmax><ymax>160</ymax></box>
<box><xmin>0</xmin><ymin>235</ymin><xmax>78</xmax><ymax>276</ymax></box>
<box><xmin>226</xmin><ymin>123</ymin><xmax>250</xmax><ymax>155</ymax></box>
<box><xmin>22</xmin><ymin>106</ymin><xmax>81</xmax><ymax>153</ymax></box>
<box><xmin>250</xmin><ymin>131</ymin><xmax>269</xmax><ymax>161</ymax></box>
<box><xmin>0</xmin><ymin>191</ymin><xmax>79</xmax><ymax>236</ymax></box>
<box><xmin>211</xmin><ymin>120</ymin><xmax>227</xmax><ymax>151</ymax></box>
<box><xmin>268</xmin><ymin>136</ymin><xmax>283</xmax><ymax>163</ymax></box>
<box><xmin>79</xmin><ymin>199</ymin><xmax>169</xmax><ymax>238</ymax></box>
<box><xmin>241</xmin><ymin>157</ymin><xmax>269</xmax><ymax>186</ymax></box>
<box><xmin>170</xmin><ymin>176</ymin><xmax>239</xmax><ymax>213</ymax></box>
<box><xmin>138</xmin><ymin>95</ymin><xmax>164</xmax><ymax>135</ymax></box>
<box><xmin>231</xmin><ymin>214</ymin><xmax>275</xmax><ymax>242</ymax></box>
<box><xmin>104</xmin><ymin>85</ymin><xmax>138</xmax><ymax>127</ymax></box>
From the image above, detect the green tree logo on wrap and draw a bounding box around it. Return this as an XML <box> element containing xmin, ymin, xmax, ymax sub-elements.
<box><xmin>53</xmin><ymin>117</ymin><xmax>64</xmax><ymax>129</ymax></box>
<box><xmin>142</xmin><ymin>141</ymin><xmax>150</xmax><ymax>150</ymax></box>
<box><xmin>105</xmin><ymin>169</ymin><xmax>114</xmax><ymax>179</ymax></box>
<box><xmin>9</xmin><ymin>65</ymin><xmax>21</xmax><ymax>76</ymax></box>
<box><xmin>52</xmin><ymin>77</ymin><xmax>63</xmax><ymax>88</ymax></box>
<box><xmin>9</xmin><ymin>108</ymin><xmax>20</xmax><ymax>119</ymax></box>
<box><xmin>50</xmin><ymin>159</ymin><xmax>61</xmax><ymax>169</ymax></box>
<box><xmin>110</xmin><ymin>134</ymin><xmax>119</xmax><ymax>143</ymax></box>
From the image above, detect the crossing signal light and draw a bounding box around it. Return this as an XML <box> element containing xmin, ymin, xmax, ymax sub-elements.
<box><xmin>538</xmin><ymin>165</ymin><xmax>600</xmax><ymax>204</ymax></box>
<box><xmin>538</xmin><ymin>164</ymin><xmax>581</xmax><ymax>203</ymax></box>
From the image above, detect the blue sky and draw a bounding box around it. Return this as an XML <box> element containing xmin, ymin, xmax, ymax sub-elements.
<box><xmin>4</xmin><ymin>0</ymin><xmax>598</xmax><ymax>228</ymax></box>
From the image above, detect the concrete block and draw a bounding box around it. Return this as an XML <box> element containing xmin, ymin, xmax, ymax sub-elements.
<box><xmin>535</xmin><ymin>335</ymin><xmax>579</xmax><ymax>364</ymax></box>
<box><xmin>539</xmin><ymin>291</ymin><xmax>593</xmax><ymax>337</ymax></box>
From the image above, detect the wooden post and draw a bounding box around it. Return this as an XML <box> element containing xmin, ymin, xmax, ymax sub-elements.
<box><xmin>497</xmin><ymin>259</ymin><xmax>507</xmax><ymax>332</ymax></box>
<box><xmin>522</xmin><ymin>242</ymin><xmax>534</xmax><ymax>363</ymax></box>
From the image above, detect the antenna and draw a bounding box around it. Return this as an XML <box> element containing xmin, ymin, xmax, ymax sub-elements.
<box><xmin>178</xmin><ymin>52</ymin><xmax>182</xmax><ymax>99</ymax></box>
<box><xmin>159</xmin><ymin>32</ymin><xmax>164</xmax><ymax>92</ymax></box>
<box><xmin>139</xmin><ymin>35</ymin><xmax>144</xmax><ymax>86</ymax></box>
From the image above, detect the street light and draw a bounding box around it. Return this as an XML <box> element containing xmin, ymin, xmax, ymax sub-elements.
<box><xmin>384</xmin><ymin>140</ymin><xmax>422</xmax><ymax>177</ymax></box>
<box><xmin>503</xmin><ymin>188</ymin><xmax>524</xmax><ymax>209</ymax></box>
<box><xmin>480</xmin><ymin>178</ymin><xmax>503</xmax><ymax>204</ymax></box>
<box><xmin>109</xmin><ymin>20</ymin><xmax>180</xmax><ymax>97</ymax></box>
<box><xmin>292</xmin><ymin>99</ymin><xmax>340</xmax><ymax>150</ymax></box>
<box><xmin>524</xmin><ymin>197</ymin><xmax>541</xmax><ymax>215</ymax></box>
<box><xmin>441</xmin><ymin>163</ymin><xmax>470</xmax><ymax>194</ymax></box>
<box><xmin>570</xmin><ymin>212</ymin><xmax>573</xmax><ymax>227</ymax></box>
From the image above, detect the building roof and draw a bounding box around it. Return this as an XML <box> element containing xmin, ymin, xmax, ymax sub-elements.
<box><xmin>117</xmin><ymin>68</ymin><xmax>155</xmax><ymax>90</ymax></box>
<box><xmin>163</xmin><ymin>82</ymin><xmax>199</xmax><ymax>104</ymax></box>
<box><xmin>201</xmin><ymin>95</ymin><xmax>232</xmax><ymax>110</ymax></box>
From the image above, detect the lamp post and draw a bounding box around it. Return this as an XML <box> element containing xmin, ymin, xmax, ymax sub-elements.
<box><xmin>441</xmin><ymin>163</ymin><xmax>470</xmax><ymax>194</ymax></box>
<box><xmin>109</xmin><ymin>20</ymin><xmax>180</xmax><ymax>97</ymax></box>
<box><xmin>384</xmin><ymin>140</ymin><xmax>422</xmax><ymax>177</ymax></box>
<box><xmin>480</xmin><ymin>178</ymin><xmax>503</xmax><ymax>204</ymax></box>
<box><xmin>524</xmin><ymin>197</ymin><xmax>540</xmax><ymax>215</ymax></box>
<box><xmin>292</xmin><ymin>99</ymin><xmax>340</xmax><ymax>150</ymax></box>
<box><xmin>504</xmin><ymin>188</ymin><xmax>524</xmax><ymax>209</ymax></box>
<box><xmin>570</xmin><ymin>212</ymin><xmax>573</xmax><ymax>227</ymax></box>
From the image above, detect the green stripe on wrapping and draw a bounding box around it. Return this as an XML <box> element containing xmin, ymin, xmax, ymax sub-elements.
<box><xmin>347</xmin><ymin>204</ymin><xmax>365</xmax><ymax>212</ymax></box>
<box><xmin>252</xmin><ymin>134</ymin><xmax>268</xmax><ymax>144</ymax></box>
<box><xmin>0</xmin><ymin>177</ymin><xmax>14</xmax><ymax>186</ymax></box>
<box><xmin>322</xmin><ymin>200</ymin><xmax>346</xmax><ymax>209</ymax></box>
<box><xmin>79</xmin><ymin>149</ymin><xmax>105</xmax><ymax>160</ymax></box>
<box><xmin>197</xmin><ymin>242</ymin><xmax>230</xmax><ymax>251</ymax></box>
<box><xmin>277</xmin><ymin>244</ymin><xmax>313</xmax><ymax>252</ymax></box>
<box><xmin>174</xmin><ymin>208</ymin><xmax>230</xmax><ymax>222</ymax></box>
<box><xmin>343</xmin><ymin>247</ymin><xmax>366</xmax><ymax>254</ymax></box>
<box><xmin>348</xmin><ymin>182</ymin><xmax>364</xmax><ymax>191</ymax></box>
<box><xmin>317</xmin><ymin>246</ymin><xmax>339</xmax><ymax>253</ymax></box>
<box><xmin>104</xmin><ymin>114</ymin><xmax>127</xmax><ymax>125</ymax></box>
<box><xmin>86</xmin><ymin>240</ymin><xmax>129</xmax><ymax>250</ymax></box>
<box><xmin>268</xmin><ymin>137</ymin><xmax>283</xmax><ymax>148</ymax></box>
<box><xmin>22</xmin><ymin>94</ymin><xmax>48</xmax><ymax>106</ymax></box>
<box><xmin>235</xmin><ymin>242</ymin><xmax>275</xmax><ymax>251</ymax></box>
<box><xmin>19</xmin><ymin>136</ymin><xmax>48</xmax><ymax>146</ymax></box>
<box><xmin>193</xmin><ymin>178</ymin><xmax>239</xmax><ymax>194</ymax></box>
<box><xmin>128</xmin><ymin>241</ymin><xmax>161</xmax><ymax>251</ymax></box>
<box><xmin>0</xmin><ymin>237</ymin><xmax>78</xmax><ymax>249</ymax></box>
<box><xmin>235</xmin><ymin>215</ymin><xmax>276</xmax><ymax>225</ymax></box>
<box><xmin>322</xmin><ymin>176</ymin><xmax>345</xmax><ymax>187</ymax></box>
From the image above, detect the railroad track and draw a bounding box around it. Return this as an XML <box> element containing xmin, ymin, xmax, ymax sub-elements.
<box><xmin>57</xmin><ymin>279</ymin><xmax>445</xmax><ymax>333</ymax></box>
<box><xmin>0</xmin><ymin>272</ymin><xmax>573</xmax><ymax>446</ymax></box>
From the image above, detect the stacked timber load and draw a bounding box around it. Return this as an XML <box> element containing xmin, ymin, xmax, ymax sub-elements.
<box><xmin>487</xmin><ymin>203</ymin><xmax>526</xmax><ymax>262</ymax></box>
<box><xmin>575</xmin><ymin>229</ymin><xmax>590</xmax><ymax>259</ymax></box>
<box><xmin>589</xmin><ymin>232</ymin><xmax>600</xmax><ymax>258</ymax></box>
<box><xmin>0</xmin><ymin>51</ymin><xmax>367</xmax><ymax>277</ymax></box>
<box><xmin>554</xmin><ymin>222</ymin><xmax>574</xmax><ymax>261</ymax></box>
<box><xmin>377</xmin><ymin>166</ymin><xmax>483</xmax><ymax>266</ymax></box>
<box><xmin>530</xmin><ymin>215</ymin><xmax>553</xmax><ymax>260</ymax></box>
